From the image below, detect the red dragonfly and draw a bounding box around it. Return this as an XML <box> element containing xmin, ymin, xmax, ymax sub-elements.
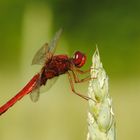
<box><xmin>0</xmin><ymin>29</ymin><xmax>91</xmax><ymax>116</ymax></box>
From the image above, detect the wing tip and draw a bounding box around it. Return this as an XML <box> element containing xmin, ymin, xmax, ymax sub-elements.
<box><xmin>55</xmin><ymin>28</ymin><xmax>63</xmax><ymax>38</ymax></box>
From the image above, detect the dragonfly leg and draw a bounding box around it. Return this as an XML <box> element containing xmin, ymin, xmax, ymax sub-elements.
<box><xmin>74</xmin><ymin>68</ymin><xmax>90</xmax><ymax>74</ymax></box>
<box><xmin>71</xmin><ymin>67</ymin><xmax>96</xmax><ymax>83</ymax></box>
<box><xmin>67</xmin><ymin>72</ymin><xmax>96</xmax><ymax>102</ymax></box>
<box><xmin>71</xmin><ymin>70</ymin><xmax>91</xmax><ymax>83</ymax></box>
<box><xmin>75</xmin><ymin>67</ymin><xmax>100</xmax><ymax>74</ymax></box>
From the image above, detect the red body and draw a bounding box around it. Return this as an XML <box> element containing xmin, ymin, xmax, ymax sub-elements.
<box><xmin>0</xmin><ymin>54</ymin><xmax>81</xmax><ymax>115</ymax></box>
<box><xmin>0</xmin><ymin>28</ymin><xmax>87</xmax><ymax>116</ymax></box>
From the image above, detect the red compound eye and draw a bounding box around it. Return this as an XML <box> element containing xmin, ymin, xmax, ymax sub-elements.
<box><xmin>72</xmin><ymin>51</ymin><xmax>86</xmax><ymax>68</ymax></box>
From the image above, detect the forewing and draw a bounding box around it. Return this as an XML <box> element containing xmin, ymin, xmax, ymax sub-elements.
<box><xmin>47</xmin><ymin>28</ymin><xmax>63</xmax><ymax>55</ymax></box>
<box><xmin>32</xmin><ymin>43</ymin><xmax>48</xmax><ymax>65</ymax></box>
<box><xmin>32</xmin><ymin>28</ymin><xmax>63</xmax><ymax>65</ymax></box>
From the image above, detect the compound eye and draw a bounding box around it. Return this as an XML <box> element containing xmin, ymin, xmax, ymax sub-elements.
<box><xmin>73</xmin><ymin>51</ymin><xmax>86</xmax><ymax>68</ymax></box>
<box><xmin>75</xmin><ymin>53</ymin><xmax>79</xmax><ymax>60</ymax></box>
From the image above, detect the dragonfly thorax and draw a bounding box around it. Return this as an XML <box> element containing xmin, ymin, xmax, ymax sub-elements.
<box><xmin>41</xmin><ymin>55</ymin><xmax>70</xmax><ymax>81</ymax></box>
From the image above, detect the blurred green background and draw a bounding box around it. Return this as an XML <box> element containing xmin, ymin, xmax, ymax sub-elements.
<box><xmin>0</xmin><ymin>0</ymin><xmax>140</xmax><ymax>140</ymax></box>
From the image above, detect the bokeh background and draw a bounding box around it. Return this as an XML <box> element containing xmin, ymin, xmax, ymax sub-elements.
<box><xmin>0</xmin><ymin>0</ymin><xmax>140</xmax><ymax>140</ymax></box>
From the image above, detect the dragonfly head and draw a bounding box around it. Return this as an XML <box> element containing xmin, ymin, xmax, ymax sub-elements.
<box><xmin>72</xmin><ymin>51</ymin><xmax>86</xmax><ymax>68</ymax></box>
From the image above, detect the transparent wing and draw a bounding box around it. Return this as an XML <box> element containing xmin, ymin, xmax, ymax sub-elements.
<box><xmin>30</xmin><ymin>73</ymin><xmax>58</xmax><ymax>102</ymax></box>
<box><xmin>32</xmin><ymin>28</ymin><xmax>63</xmax><ymax>65</ymax></box>
<box><xmin>47</xmin><ymin>28</ymin><xmax>63</xmax><ymax>55</ymax></box>
<box><xmin>32</xmin><ymin>43</ymin><xmax>48</xmax><ymax>65</ymax></box>
<box><xmin>39</xmin><ymin>77</ymin><xmax>58</xmax><ymax>94</ymax></box>
<box><xmin>30</xmin><ymin>73</ymin><xmax>41</xmax><ymax>102</ymax></box>
<box><xmin>30</xmin><ymin>87</ymin><xmax>40</xmax><ymax>102</ymax></box>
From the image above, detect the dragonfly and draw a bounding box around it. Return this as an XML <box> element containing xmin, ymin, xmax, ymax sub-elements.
<box><xmin>0</xmin><ymin>29</ymin><xmax>92</xmax><ymax>116</ymax></box>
